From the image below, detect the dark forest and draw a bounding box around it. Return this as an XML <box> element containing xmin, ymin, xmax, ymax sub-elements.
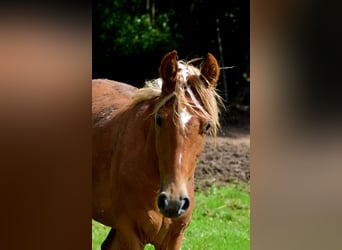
<box><xmin>93</xmin><ymin>0</ymin><xmax>249</xmax><ymax>120</ymax></box>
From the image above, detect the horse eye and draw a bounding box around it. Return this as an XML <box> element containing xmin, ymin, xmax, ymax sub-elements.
<box><xmin>203</xmin><ymin>121</ymin><xmax>211</xmax><ymax>132</ymax></box>
<box><xmin>155</xmin><ymin>113</ymin><xmax>163</xmax><ymax>127</ymax></box>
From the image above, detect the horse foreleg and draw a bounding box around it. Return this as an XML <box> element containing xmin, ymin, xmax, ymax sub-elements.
<box><xmin>101</xmin><ymin>227</ymin><xmax>144</xmax><ymax>250</ymax></box>
<box><xmin>155</xmin><ymin>235</ymin><xmax>184</xmax><ymax>250</ymax></box>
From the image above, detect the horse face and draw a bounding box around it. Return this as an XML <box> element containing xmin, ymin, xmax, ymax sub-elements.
<box><xmin>154</xmin><ymin>51</ymin><xmax>220</xmax><ymax>218</ymax></box>
<box><xmin>154</xmin><ymin>102</ymin><xmax>210</xmax><ymax>218</ymax></box>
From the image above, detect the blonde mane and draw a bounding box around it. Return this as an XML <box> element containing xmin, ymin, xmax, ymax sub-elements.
<box><xmin>131</xmin><ymin>60</ymin><xmax>224</xmax><ymax>137</ymax></box>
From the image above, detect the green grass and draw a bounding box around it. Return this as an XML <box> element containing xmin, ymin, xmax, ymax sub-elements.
<box><xmin>92</xmin><ymin>220</ymin><xmax>111</xmax><ymax>249</ymax></box>
<box><xmin>92</xmin><ymin>184</ymin><xmax>250</xmax><ymax>250</ymax></box>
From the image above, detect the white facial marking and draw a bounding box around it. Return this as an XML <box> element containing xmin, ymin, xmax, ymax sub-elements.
<box><xmin>180</xmin><ymin>108</ymin><xmax>192</xmax><ymax>128</ymax></box>
<box><xmin>179</xmin><ymin>153</ymin><xmax>183</xmax><ymax>166</ymax></box>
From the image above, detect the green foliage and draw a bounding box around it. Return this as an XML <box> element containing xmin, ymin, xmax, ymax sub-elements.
<box><xmin>95</xmin><ymin>0</ymin><xmax>180</xmax><ymax>56</ymax></box>
<box><xmin>92</xmin><ymin>184</ymin><xmax>250</xmax><ymax>250</ymax></box>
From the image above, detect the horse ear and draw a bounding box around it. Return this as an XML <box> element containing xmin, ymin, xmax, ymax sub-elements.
<box><xmin>201</xmin><ymin>53</ymin><xmax>220</xmax><ymax>88</ymax></box>
<box><xmin>159</xmin><ymin>50</ymin><xmax>178</xmax><ymax>94</ymax></box>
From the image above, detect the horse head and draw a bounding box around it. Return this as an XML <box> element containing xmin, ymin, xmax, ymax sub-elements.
<box><xmin>154</xmin><ymin>50</ymin><xmax>221</xmax><ymax>218</ymax></box>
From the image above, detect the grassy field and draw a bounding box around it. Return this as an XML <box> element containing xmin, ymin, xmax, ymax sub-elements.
<box><xmin>92</xmin><ymin>184</ymin><xmax>250</xmax><ymax>250</ymax></box>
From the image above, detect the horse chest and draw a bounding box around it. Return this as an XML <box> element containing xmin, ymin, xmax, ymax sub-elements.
<box><xmin>140</xmin><ymin>210</ymin><xmax>190</xmax><ymax>245</ymax></box>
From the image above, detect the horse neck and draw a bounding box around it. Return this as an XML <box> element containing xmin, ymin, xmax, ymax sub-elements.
<box><xmin>120</xmin><ymin>100</ymin><xmax>160</xmax><ymax>179</ymax></box>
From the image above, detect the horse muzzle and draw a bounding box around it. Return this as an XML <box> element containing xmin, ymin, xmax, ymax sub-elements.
<box><xmin>157</xmin><ymin>192</ymin><xmax>190</xmax><ymax>218</ymax></box>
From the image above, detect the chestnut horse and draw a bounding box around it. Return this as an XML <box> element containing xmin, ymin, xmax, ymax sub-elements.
<box><xmin>92</xmin><ymin>51</ymin><xmax>222</xmax><ymax>249</ymax></box>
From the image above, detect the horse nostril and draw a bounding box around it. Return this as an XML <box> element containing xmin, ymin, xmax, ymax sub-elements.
<box><xmin>157</xmin><ymin>193</ymin><xmax>168</xmax><ymax>211</ymax></box>
<box><xmin>179</xmin><ymin>196</ymin><xmax>190</xmax><ymax>213</ymax></box>
<box><xmin>178</xmin><ymin>197</ymin><xmax>190</xmax><ymax>215</ymax></box>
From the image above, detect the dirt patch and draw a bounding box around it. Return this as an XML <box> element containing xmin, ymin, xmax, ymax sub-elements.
<box><xmin>195</xmin><ymin>108</ymin><xmax>250</xmax><ymax>191</ymax></box>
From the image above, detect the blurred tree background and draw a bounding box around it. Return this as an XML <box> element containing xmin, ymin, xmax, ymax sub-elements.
<box><xmin>93</xmin><ymin>0</ymin><xmax>249</xmax><ymax>128</ymax></box>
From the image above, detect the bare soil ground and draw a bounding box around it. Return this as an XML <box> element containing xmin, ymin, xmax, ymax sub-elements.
<box><xmin>194</xmin><ymin>108</ymin><xmax>250</xmax><ymax>191</ymax></box>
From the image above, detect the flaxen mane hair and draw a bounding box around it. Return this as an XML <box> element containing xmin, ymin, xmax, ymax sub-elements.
<box><xmin>131</xmin><ymin>59</ymin><xmax>224</xmax><ymax>137</ymax></box>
